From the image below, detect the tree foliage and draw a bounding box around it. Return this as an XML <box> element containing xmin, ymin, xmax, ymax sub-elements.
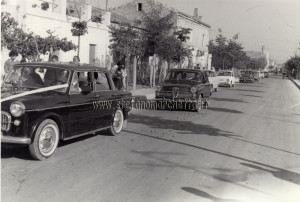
<box><xmin>208</xmin><ymin>30</ymin><xmax>249</xmax><ymax>70</ymax></box>
<box><xmin>1</xmin><ymin>12</ymin><xmax>77</xmax><ymax>60</ymax></box>
<box><xmin>246</xmin><ymin>57</ymin><xmax>267</xmax><ymax>70</ymax></box>
<box><xmin>285</xmin><ymin>56</ymin><xmax>300</xmax><ymax>71</ymax></box>
<box><xmin>109</xmin><ymin>22</ymin><xmax>145</xmax><ymax>63</ymax></box>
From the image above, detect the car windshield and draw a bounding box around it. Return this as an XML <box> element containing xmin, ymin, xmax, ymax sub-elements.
<box><xmin>165</xmin><ymin>71</ymin><xmax>203</xmax><ymax>81</ymax></box>
<box><xmin>2</xmin><ymin>65</ymin><xmax>70</xmax><ymax>93</ymax></box>
<box><xmin>218</xmin><ymin>72</ymin><xmax>231</xmax><ymax>76</ymax></box>
<box><xmin>241</xmin><ymin>71</ymin><xmax>253</xmax><ymax>75</ymax></box>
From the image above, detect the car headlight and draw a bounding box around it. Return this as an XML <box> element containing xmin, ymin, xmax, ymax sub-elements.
<box><xmin>190</xmin><ymin>87</ymin><xmax>197</xmax><ymax>93</ymax></box>
<box><xmin>156</xmin><ymin>86</ymin><xmax>162</xmax><ymax>91</ymax></box>
<box><xmin>10</xmin><ymin>101</ymin><xmax>25</xmax><ymax>117</ymax></box>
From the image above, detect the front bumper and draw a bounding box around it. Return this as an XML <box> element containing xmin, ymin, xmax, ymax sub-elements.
<box><xmin>218</xmin><ymin>82</ymin><xmax>230</xmax><ymax>87</ymax></box>
<box><xmin>1</xmin><ymin>133</ymin><xmax>31</xmax><ymax>144</ymax></box>
<box><xmin>155</xmin><ymin>91</ymin><xmax>196</xmax><ymax>99</ymax></box>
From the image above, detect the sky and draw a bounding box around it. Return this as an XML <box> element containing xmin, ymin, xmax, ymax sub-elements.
<box><xmin>92</xmin><ymin>0</ymin><xmax>300</xmax><ymax>64</ymax></box>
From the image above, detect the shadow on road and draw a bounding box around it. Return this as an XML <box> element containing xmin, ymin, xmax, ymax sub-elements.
<box><xmin>128</xmin><ymin>114</ymin><xmax>241</xmax><ymax>137</ymax></box>
<box><xmin>1</xmin><ymin>131</ymin><xmax>109</xmax><ymax>160</ymax></box>
<box><xmin>226</xmin><ymin>89</ymin><xmax>265</xmax><ymax>93</ymax></box>
<box><xmin>124</xmin><ymin>130</ymin><xmax>300</xmax><ymax>186</ymax></box>
<box><xmin>240</xmin><ymin>163</ymin><xmax>300</xmax><ymax>185</ymax></box>
<box><xmin>207</xmin><ymin>107</ymin><xmax>243</xmax><ymax>114</ymax></box>
<box><xmin>210</xmin><ymin>97</ymin><xmax>248</xmax><ymax>103</ymax></box>
<box><xmin>182</xmin><ymin>187</ymin><xmax>242</xmax><ymax>202</ymax></box>
<box><xmin>1</xmin><ymin>146</ymin><xmax>32</xmax><ymax>160</ymax></box>
<box><xmin>237</xmin><ymin>94</ymin><xmax>263</xmax><ymax>98</ymax></box>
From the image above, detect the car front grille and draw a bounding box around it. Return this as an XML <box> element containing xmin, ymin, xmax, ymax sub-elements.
<box><xmin>1</xmin><ymin>112</ymin><xmax>11</xmax><ymax>131</ymax></box>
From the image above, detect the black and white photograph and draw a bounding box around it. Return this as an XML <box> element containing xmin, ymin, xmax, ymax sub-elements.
<box><xmin>1</xmin><ymin>0</ymin><xmax>300</xmax><ymax>201</ymax></box>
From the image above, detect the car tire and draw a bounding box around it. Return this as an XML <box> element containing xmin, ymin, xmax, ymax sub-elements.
<box><xmin>107</xmin><ymin>109</ymin><xmax>124</xmax><ymax>136</ymax></box>
<box><xmin>214</xmin><ymin>87</ymin><xmax>218</xmax><ymax>92</ymax></box>
<box><xmin>29</xmin><ymin>119</ymin><xmax>59</xmax><ymax>160</ymax></box>
<box><xmin>232</xmin><ymin>83</ymin><xmax>235</xmax><ymax>87</ymax></box>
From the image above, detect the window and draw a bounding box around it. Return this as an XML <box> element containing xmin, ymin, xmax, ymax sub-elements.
<box><xmin>94</xmin><ymin>72</ymin><xmax>111</xmax><ymax>91</ymax></box>
<box><xmin>137</xmin><ymin>3</ymin><xmax>143</xmax><ymax>11</ymax></box>
<box><xmin>70</xmin><ymin>71</ymin><xmax>93</xmax><ymax>94</ymax></box>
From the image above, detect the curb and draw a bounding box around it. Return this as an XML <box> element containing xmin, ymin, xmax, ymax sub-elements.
<box><xmin>288</xmin><ymin>76</ymin><xmax>300</xmax><ymax>90</ymax></box>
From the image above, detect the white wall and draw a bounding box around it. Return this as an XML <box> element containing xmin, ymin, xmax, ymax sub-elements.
<box><xmin>1</xmin><ymin>0</ymin><xmax>111</xmax><ymax>67</ymax></box>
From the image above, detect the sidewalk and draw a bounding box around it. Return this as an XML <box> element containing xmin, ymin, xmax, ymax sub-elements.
<box><xmin>288</xmin><ymin>76</ymin><xmax>300</xmax><ymax>90</ymax></box>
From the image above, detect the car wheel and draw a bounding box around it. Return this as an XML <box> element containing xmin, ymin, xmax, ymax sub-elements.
<box><xmin>232</xmin><ymin>83</ymin><xmax>235</xmax><ymax>87</ymax></box>
<box><xmin>29</xmin><ymin>119</ymin><xmax>59</xmax><ymax>160</ymax></box>
<box><xmin>107</xmin><ymin>109</ymin><xmax>124</xmax><ymax>136</ymax></box>
<box><xmin>214</xmin><ymin>87</ymin><xmax>218</xmax><ymax>92</ymax></box>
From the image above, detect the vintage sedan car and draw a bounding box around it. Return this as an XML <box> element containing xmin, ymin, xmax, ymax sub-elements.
<box><xmin>217</xmin><ymin>70</ymin><xmax>235</xmax><ymax>87</ymax></box>
<box><xmin>264</xmin><ymin>71</ymin><xmax>269</xmax><ymax>78</ymax></box>
<box><xmin>239</xmin><ymin>70</ymin><xmax>255</xmax><ymax>83</ymax></box>
<box><xmin>155</xmin><ymin>69</ymin><xmax>211</xmax><ymax>111</ymax></box>
<box><xmin>204</xmin><ymin>70</ymin><xmax>219</xmax><ymax>92</ymax></box>
<box><xmin>1</xmin><ymin>63</ymin><xmax>132</xmax><ymax>160</ymax></box>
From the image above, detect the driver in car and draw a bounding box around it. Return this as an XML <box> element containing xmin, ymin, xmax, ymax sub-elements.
<box><xmin>22</xmin><ymin>67</ymin><xmax>44</xmax><ymax>87</ymax></box>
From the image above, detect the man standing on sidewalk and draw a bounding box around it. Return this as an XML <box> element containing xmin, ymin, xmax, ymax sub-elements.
<box><xmin>3</xmin><ymin>50</ymin><xmax>19</xmax><ymax>79</ymax></box>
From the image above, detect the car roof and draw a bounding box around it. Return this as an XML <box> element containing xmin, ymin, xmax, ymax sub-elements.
<box><xmin>168</xmin><ymin>68</ymin><xmax>204</xmax><ymax>72</ymax></box>
<box><xmin>13</xmin><ymin>62</ymin><xmax>108</xmax><ymax>71</ymax></box>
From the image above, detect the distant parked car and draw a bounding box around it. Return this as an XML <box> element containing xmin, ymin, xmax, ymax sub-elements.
<box><xmin>259</xmin><ymin>71</ymin><xmax>264</xmax><ymax>78</ymax></box>
<box><xmin>204</xmin><ymin>70</ymin><xmax>219</xmax><ymax>92</ymax></box>
<box><xmin>239</xmin><ymin>70</ymin><xmax>255</xmax><ymax>83</ymax></box>
<box><xmin>156</xmin><ymin>69</ymin><xmax>211</xmax><ymax>111</ymax></box>
<box><xmin>264</xmin><ymin>71</ymin><xmax>269</xmax><ymax>78</ymax></box>
<box><xmin>1</xmin><ymin>62</ymin><xmax>132</xmax><ymax>160</ymax></box>
<box><xmin>217</xmin><ymin>70</ymin><xmax>235</xmax><ymax>87</ymax></box>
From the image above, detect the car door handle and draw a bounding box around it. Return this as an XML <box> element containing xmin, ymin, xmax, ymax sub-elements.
<box><xmin>93</xmin><ymin>95</ymin><xmax>101</xmax><ymax>98</ymax></box>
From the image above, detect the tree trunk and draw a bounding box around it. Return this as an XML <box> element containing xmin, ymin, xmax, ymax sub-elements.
<box><xmin>77</xmin><ymin>36</ymin><xmax>80</xmax><ymax>57</ymax></box>
<box><xmin>125</xmin><ymin>54</ymin><xmax>130</xmax><ymax>91</ymax></box>
<box><xmin>133</xmin><ymin>56</ymin><xmax>137</xmax><ymax>90</ymax></box>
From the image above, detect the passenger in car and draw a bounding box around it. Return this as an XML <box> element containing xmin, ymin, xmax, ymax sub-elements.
<box><xmin>22</xmin><ymin>67</ymin><xmax>44</xmax><ymax>87</ymax></box>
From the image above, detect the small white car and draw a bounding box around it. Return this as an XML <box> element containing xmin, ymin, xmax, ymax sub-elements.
<box><xmin>204</xmin><ymin>70</ymin><xmax>219</xmax><ymax>92</ymax></box>
<box><xmin>217</xmin><ymin>70</ymin><xmax>235</xmax><ymax>87</ymax></box>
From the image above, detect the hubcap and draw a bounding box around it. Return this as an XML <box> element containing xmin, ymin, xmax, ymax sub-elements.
<box><xmin>113</xmin><ymin>110</ymin><xmax>123</xmax><ymax>133</ymax></box>
<box><xmin>39</xmin><ymin>124</ymin><xmax>58</xmax><ymax>156</ymax></box>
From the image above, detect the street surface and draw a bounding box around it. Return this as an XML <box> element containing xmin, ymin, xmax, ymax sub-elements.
<box><xmin>2</xmin><ymin>75</ymin><xmax>300</xmax><ymax>202</ymax></box>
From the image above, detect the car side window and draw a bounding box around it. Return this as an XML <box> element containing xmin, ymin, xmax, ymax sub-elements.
<box><xmin>94</xmin><ymin>72</ymin><xmax>111</xmax><ymax>91</ymax></box>
<box><xmin>70</xmin><ymin>71</ymin><xmax>93</xmax><ymax>94</ymax></box>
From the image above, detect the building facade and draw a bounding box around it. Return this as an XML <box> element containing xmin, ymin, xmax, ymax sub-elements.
<box><xmin>109</xmin><ymin>0</ymin><xmax>211</xmax><ymax>69</ymax></box>
<box><xmin>1</xmin><ymin>0</ymin><xmax>111</xmax><ymax>67</ymax></box>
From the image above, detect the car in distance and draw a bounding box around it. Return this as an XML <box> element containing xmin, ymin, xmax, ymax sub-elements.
<box><xmin>239</xmin><ymin>70</ymin><xmax>255</xmax><ymax>83</ymax></box>
<box><xmin>155</xmin><ymin>69</ymin><xmax>211</xmax><ymax>111</ymax></box>
<box><xmin>1</xmin><ymin>63</ymin><xmax>132</xmax><ymax>160</ymax></box>
<box><xmin>264</xmin><ymin>71</ymin><xmax>269</xmax><ymax>78</ymax></box>
<box><xmin>204</xmin><ymin>70</ymin><xmax>219</xmax><ymax>92</ymax></box>
<box><xmin>217</xmin><ymin>70</ymin><xmax>235</xmax><ymax>87</ymax></box>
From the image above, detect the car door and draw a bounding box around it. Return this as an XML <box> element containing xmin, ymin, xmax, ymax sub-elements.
<box><xmin>93</xmin><ymin>71</ymin><xmax>115</xmax><ymax>128</ymax></box>
<box><xmin>68</xmin><ymin>71</ymin><xmax>99</xmax><ymax>136</ymax></box>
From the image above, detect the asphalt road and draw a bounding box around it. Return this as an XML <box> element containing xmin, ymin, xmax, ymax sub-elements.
<box><xmin>2</xmin><ymin>75</ymin><xmax>300</xmax><ymax>202</ymax></box>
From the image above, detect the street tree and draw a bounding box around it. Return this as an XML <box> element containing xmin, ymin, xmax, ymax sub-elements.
<box><xmin>68</xmin><ymin>0</ymin><xmax>102</xmax><ymax>57</ymax></box>
<box><xmin>109</xmin><ymin>22</ymin><xmax>145</xmax><ymax>89</ymax></box>
<box><xmin>208</xmin><ymin>29</ymin><xmax>249</xmax><ymax>70</ymax></box>
<box><xmin>140</xmin><ymin>4</ymin><xmax>192</xmax><ymax>85</ymax></box>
